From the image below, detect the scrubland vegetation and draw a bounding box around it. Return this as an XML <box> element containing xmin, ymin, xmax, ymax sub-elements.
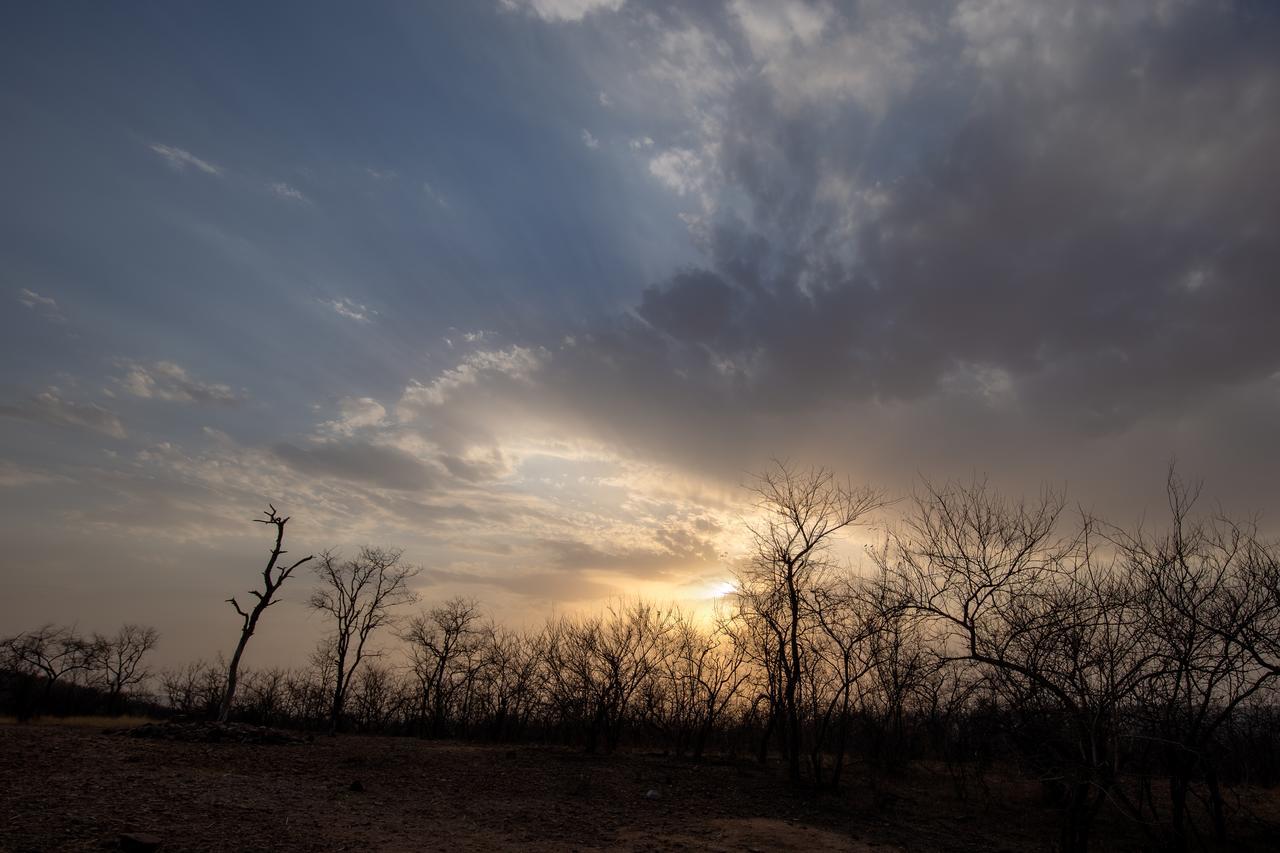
<box><xmin>6</xmin><ymin>465</ymin><xmax>1280</xmax><ymax>851</ymax></box>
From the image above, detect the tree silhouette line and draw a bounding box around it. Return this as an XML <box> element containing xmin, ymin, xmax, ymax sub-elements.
<box><xmin>5</xmin><ymin>463</ymin><xmax>1280</xmax><ymax>851</ymax></box>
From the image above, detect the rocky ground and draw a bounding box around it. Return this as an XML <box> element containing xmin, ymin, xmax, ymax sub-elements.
<box><xmin>2</xmin><ymin>722</ymin><xmax>1277</xmax><ymax>852</ymax></box>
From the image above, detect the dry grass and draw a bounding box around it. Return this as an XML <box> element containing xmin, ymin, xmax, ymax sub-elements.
<box><xmin>0</xmin><ymin>714</ymin><xmax>159</xmax><ymax>728</ymax></box>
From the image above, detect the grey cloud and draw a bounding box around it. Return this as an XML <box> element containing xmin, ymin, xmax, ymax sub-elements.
<box><xmin>421</xmin><ymin>567</ymin><xmax>618</xmax><ymax>603</ymax></box>
<box><xmin>116</xmin><ymin>361</ymin><xmax>243</xmax><ymax>405</ymax></box>
<box><xmin>0</xmin><ymin>390</ymin><xmax>126</xmax><ymax>439</ymax></box>
<box><xmin>539</xmin><ymin>531</ymin><xmax>718</xmax><ymax>580</ymax></box>
<box><xmin>637</xmin><ymin>270</ymin><xmax>739</xmax><ymax>344</ymax></box>
<box><xmin>538</xmin><ymin>0</ymin><xmax>1280</xmax><ymax>435</ymax></box>
<box><xmin>373</xmin><ymin>0</ymin><xmax>1280</xmax><ymax>503</ymax></box>
<box><xmin>272</xmin><ymin>441</ymin><xmax>437</xmax><ymax>491</ymax></box>
<box><xmin>439</xmin><ymin>451</ymin><xmax>510</xmax><ymax>483</ymax></box>
<box><xmin>17</xmin><ymin>288</ymin><xmax>65</xmax><ymax>322</ymax></box>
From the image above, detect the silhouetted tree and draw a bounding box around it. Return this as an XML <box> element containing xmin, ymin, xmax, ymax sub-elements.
<box><xmin>310</xmin><ymin>546</ymin><xmax>419</xmax><ymax>732</ymax></box>
<box><xmin>402</xmin><ymin>596</ymin><xmax>483</xmax><ymax>737</ymax></box>
<box><xmin>220</xmin><ymin>505</ymin><xmax>313</xmax><ymax>722</ymax></box>
<box><xmin>736</xmin><ymin>461</ymin><xmax>884</xmax><ymax>783</ymax></box>
<box><xmin>91</xmin><ymin>624</ymin><xmax>159</xmax><ymax>713</ymax></box>
<box><xmin>1</xmin><ymin>624</ymin><xmax>93</xmax><ymax>719</ymax></box>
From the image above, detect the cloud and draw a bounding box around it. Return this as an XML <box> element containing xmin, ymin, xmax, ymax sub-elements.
<box><xmin>438</xmin><ymin>449</ymin><xmax>510</xmax><ymax>483</ymax></box>
<box><xmin>420</xmin><ymin>567</ymin><xmax>618</xmax><ymax>603</ymax></box>
<box><xmin>0</xmin><ymin>389</ymin><xmax>126</xmax><ymax>438</ymax></box>
<box><xmin>114</xmin><ymin>361</ymin><xmax>242</xmax><ymax>405</ymax></box>
<box><xmin>324</xmin><ymin>297</ymin><xmax>375</xmax><ymax>323</ymax></box>
<box><xmin>581</xmin><ymin>129</ymin><xmax>600</xmax><ymax>149</ymax></box>
<box><xmin>648</xmin><ymin>148</ymin><xmax>708</xmax><ymax>198</ymax></box>
<box><xmin>272</xmin><ymin>441</ymin><xmax>438</xmax><ymax>491</ymax></box>
<box><xmin>16</xmin><ymin>288</ymin><xmax>64</xmax><ymax>322</ymax></box>
<box><xmin>320</xmin><ymin>396</ymin><xmax>387</xmax><ymax>436</ymax></box>
<box><xmin>423</xmin><ymin>181</ymin><xmax>450</xmax><ymax>208</ymax></box>
<box><xmin>399</xmin><ymin>346</ymin><xmax>543</xmax><ymax>411</ymax></box>
<box><xmin>149</xmin><ymin>144</ymin><xmax>220</xmax><ymax>175</ymax></box>
<box><xmin>0</xmin><ymin>461</ymin><xmax>70</xmax><ymax>488</ymax></box>
<box><xmin>269</xmin><ymin>181</ymin><xmax>308</xmax><ymax>202</ymax></box>
<box><xmin>500</xmin><ymin>0</ymin><xmax>624</xmax><ymax>23</ymax></box>
<box><xmin>331</xmin><ymin>0</ymin><xmax>1280</xmax><ymax>502</ymax></box>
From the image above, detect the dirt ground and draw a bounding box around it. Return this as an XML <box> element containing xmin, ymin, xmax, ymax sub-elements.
<box><xmin>1</xmin><ymin>722</ymin><xmax>1277</xmax><ymax>852</ymax></box>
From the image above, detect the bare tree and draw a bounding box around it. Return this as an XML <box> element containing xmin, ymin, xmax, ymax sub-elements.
<box><xmin>401</xmin><ymin>597</ymin><xmax>484</xmax><ymax>737</ymax></box>
<box><xmin>1</xmin><ymin>624</ymin><xmax>93</xmax><ymax>718</ymax></box>
<box><xmin>91</xmin><ymin>624</ymin><xmax>159</xmax><ymax>713</ymax></box>
<box><xmin>736</xmin><ymin>461</ymin><xmax>885</xmax><ymax>783</ymax></box>
<box><xmin>1112</xmin><ymin>472</ymin><xmax>1279</xmax><ymax>847</ymax></box>
<box><xmin>220</xmin><ymin>505</ymin><xmax>313</xmax><ymax>722</ymax></box>
<box><xmin>887</xmin><ymin>478</ymin><xmax>1160</xmax><ymax>852</ymax></box>
<box><xmin>310</xmin><ymin>546</ymin><xmax>419</xmax><ymax>732</ymax></box>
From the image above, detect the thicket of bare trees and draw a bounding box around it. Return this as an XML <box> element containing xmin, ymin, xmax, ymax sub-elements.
<box><xmin>1</xmin><ymin>623</ymin><xmax>160</xmax><ymax>719</ymax></box>
<box><xmin>5</xmin><ymin>465</ymin><xmax>1280</xmax><ymax>851</ymax></box>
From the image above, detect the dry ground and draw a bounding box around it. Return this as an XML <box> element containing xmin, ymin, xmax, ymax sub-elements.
<box><xmin>1</xmin><ymin>722</ymin><xmax>1277</xmax><ymax>852</ymax></box>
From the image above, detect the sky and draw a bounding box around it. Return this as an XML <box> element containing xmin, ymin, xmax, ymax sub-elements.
<box><xmin>3</xmin><ymin>0</ymin><xmax>1279</xmax><ymax>668</ymax></box>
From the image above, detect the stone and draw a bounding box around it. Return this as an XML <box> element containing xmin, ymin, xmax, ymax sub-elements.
<box><xmin>118</xmin><ymin>832</ymin><xmax>161</xmax><ymax>852</ymax></box>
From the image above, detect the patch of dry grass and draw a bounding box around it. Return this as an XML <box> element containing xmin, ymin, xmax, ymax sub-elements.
<box><xmin>0</xmin><ymin>714</ymin><xmax>159</xmax><ymax>728</ymax></box>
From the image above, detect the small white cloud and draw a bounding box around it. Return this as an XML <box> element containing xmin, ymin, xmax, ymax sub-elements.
<box><xmin>400</xmin><ymin>346</ymin><xmax>543</xmax><ymax>411</ymax></box>
<box><xmin>500</xmin><ymin>0</ymin><xmax>624</xmax><ymax>23</ymax></box>
<box><xmin>269</xmin><ymin>182</ymin><xmax>308</xmax><ymax>202</ymax></box>
<box><xmin>1181</xmin><ymin>265</ymin><xmax>1213</xmax><ymax>293</ymax></box>
<box><xmin>649</xmin><ymin>148</ymin><xmax>705</xmax><ymax>196</ymax></box>
<box><xmin>366</xmin><ymin>167</ymin><xmax>398</xmax><ymax>180</ymax></box>
<box><xmin>320</xmin><ymin>396</ymin><xmax>388</xmax><ymax>437</ymax></box>
<box><xmin>629</xmin><ymin>136</ymin><xmax>655</xmax><ymax>150</ymax></box>
<box><xmin>598</xmin><ymin>90</ymin><xmax>613</xmax><ymax>108</ymax></box>
<box><xmin>423</xmin><ymin>181</ymin><xmax>450</xmax><ymax>209</ymax></box>
<box><xmin>149</xmin><ymin>144</ymin><xmax>220</xmax><ymax>175</ymax></box>
<box><xmin>325</xmin><ymin>297</ymin><xmax>376</xmax><ymax>323</ymax></box>
<box><xmin>581</xmin><ymin>129</ymin><xmax>600</xmax><ymax>149</ymax></box>
<box><xmin>115</xmin><ymin>361</ymin><xmax>242</xmax><ymax>405</ymax></box>
<box><xmin>17</xmin><ymin>288</ymin><xmax>65</xmax><ymax>322</ymax></box>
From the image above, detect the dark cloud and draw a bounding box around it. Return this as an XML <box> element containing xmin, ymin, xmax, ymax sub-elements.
<box><xmin>637</xmin><ymin>270</ymin><xmax>739</xmax><ymax>343</ymax></box>
<box><xmin>272</xmin><ymin>441</ymin><xmax>437</xmax><ymax>491</ymax></box>
<box><xmin>483</xmin><ymin>0</ymin><xmax>1280</xmax><ymax>477</ymax></box>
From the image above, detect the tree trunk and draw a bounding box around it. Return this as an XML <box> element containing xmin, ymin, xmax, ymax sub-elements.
<box><xmin>218</xmin><ymin>617</ymin><xmax>257</xmax><ymax>722</ymax></box>
<box><xmin>785</xmin><ymin>560</ymin><xmax>803</xmax><ymax>784</ymax></box>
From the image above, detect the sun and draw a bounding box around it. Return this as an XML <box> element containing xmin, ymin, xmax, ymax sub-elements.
<box><xmin>706</xmin><ymin>580</ymin><xmax>737</xmax><ymax>599</ymax></box>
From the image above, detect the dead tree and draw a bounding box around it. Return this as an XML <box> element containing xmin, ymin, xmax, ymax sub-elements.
<box><xmin>1</xmin><ymin>624</ymin><xmax>93</xmax><ymax>718</ymax></box>
<box><xmin>888</xmin><ymin>478</ymin><xmax>1155</xmax><ymax>853</ymax></box>
<box><xmin>736</xmin><ymin>461</ymin><xmax>884</xmax><ymax>784</ymax></box>
<box><xmin>91</xmin><ymin>624</ymin><xmax>159</xmax><ymax>713</ymax></box>
<box><xmin>401</xmin><ymin>597</ymin><xmax>483</xmax><ymax>737</ymax></box>
<box><xmin>219</xmin><ymin>505</ymin><xmax>313</xmax><ymax>722</ymax></box>
<box><xmin>310</xmin><ymin>546</ymin><xmax>419</xmax><ymax>732</ymax></box>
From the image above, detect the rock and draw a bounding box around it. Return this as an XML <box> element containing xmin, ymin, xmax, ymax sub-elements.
<box><xmin>349</xmin><ymin>779</ymin><xmax>365</xmax><ymax>792</ymax></box>
<box><xmin>645</xmin><ymin>788</ymin><xmax>661</xmax><ymax>799</ymax></box>
<box><xmin>118</xmin><ymin>832</ymin><xmax>161</xmax><ymax>852</ymax></box>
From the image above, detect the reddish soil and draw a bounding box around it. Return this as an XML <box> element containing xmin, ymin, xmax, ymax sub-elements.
<box><xmin>2</xmin><ymin>723</ymin><xmax>1277</xmax><ymax>852</ymax></box>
